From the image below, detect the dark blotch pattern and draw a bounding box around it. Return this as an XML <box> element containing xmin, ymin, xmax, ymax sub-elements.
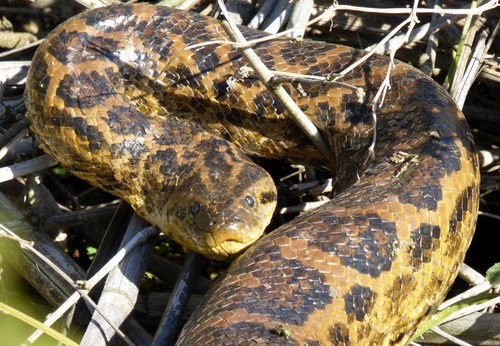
<box><xmin>229</xmin><ymin>247</ymin><xmax>333</xmax><ymax>326</ymax></box>
<box><xmin>47</xmin><ymin>30</ymin><xmax>121</xmax><ymax>65</ymax></box>
<box><xmin>410</xmin><ymin>224</ymin><xmax>441</xmax><ymax>268</ymax></box>
<box><xmin>170</xmin><ymin>64</ymin><xmax>206</xmax><ymax>92</ymax></box>
<box><xmin>156</xmin><ymin>148</ymin><xmax>178</xmax><ymax>176</ymax></box>
<box><xmin>261</xmin><ymin>190</ymin><xmax>277</xmax><ymax>204</ymax></box>
<box><xmin>343</xmin><ymin>285</ymin><xmax>376</xmax><ymax>322</ymax></box>
<box><xmin>253</xmin><ymin>90</ymin><xmax>282</xmax><ymax>116</ymax></box>
<box><xmin>399</xmin><ymin>178</ymin><xmax>443</xmax><ymax>211</ymax></box>
<box><xmin>342</xmin><ymin>99</ymin><xmax>372</xmax><ymax>126</ymax></box>
<box><xmin>425</xmin><ymin>137</ymin><xmax>462</xmax><ymax>176</ymax></box>
<box><xmin>30</xmin><ymin>58</ymin><xmax>50</xmax><ymax>100</ymax></box>
<box><xmin>306</xmin><ymin>213</ymin><xmax>399</xmax><ymax>277</ymax></box>
<box><xmin>56</xmin><ymin>74</ymin><xmax>78</xmax><ymax>108</ymax></box>
<box><xmin>75</xmin><ymin>71</ymin><xmax>117</xmax><ymax>109</ymax></box>
<box><xmin>192</xmin><ymin>44</ymin><xmax>222</xmax><ymax>73</ymax></box>
<box><xmin>213</xmin><ymin>79</ymin><xmax>232</xmax><ymax>101</ymax></box>
<box><xmin>71</xmin><ymin>117</ymin><xmax>103</xmax><ymax>151</ymax></box>
<box><xmin>106</xmin><ymin>106</ymin><xmax>150</xmax><ymax>136</ymax></box>
<box><xmin>329</xmin><ymin>324</ymin><xmax>350</xmax><ymax>344</ymax></box>
<box><xmin>83</xmin><ymin>5</ymin><xmax>135</xmax><ymax>27</ymax></box>
<box><xmin>204</xmin><ymin>147</ymin><xmax>233</xmax><ymax>183</ymax></box>
<box><xmin>449</xmin><ymin>186</ymin><xmax>474</xmax><ymax>234</ymax></box>
<box><xmin>53</xmin><ymin>37</ymin><xmax>122</xmax><ymax>108</ymax></box>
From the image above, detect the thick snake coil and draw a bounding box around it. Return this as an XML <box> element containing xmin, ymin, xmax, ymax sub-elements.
<box><xmin>25</xmin><ymin>4</ymin><xmax>480</xmax><ymax>345</ymax></box>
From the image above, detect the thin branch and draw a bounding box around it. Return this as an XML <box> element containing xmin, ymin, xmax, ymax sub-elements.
<box><xmin>269</xmin><ymin>72</ymin><xmax>365</xmax><ymax>101</ymax></box>
<box><xmin>0</xmin><ymin>39</ymin><xmax>43</xmax><ymax>59</ymax></box>
<box><xmin>260</xmin><ymin>0</ymin><xmax>294</xmax><ymax>33</ymax></box>
<box><xmin>458</xmin><ymin>263</ymin><xmax>488</xmax><ymax>286</ymax></box>
<box><xmin>420</xmin><ymin>312</ymin><xmax>500</xmax><ymax>344</ymax></box>
<box><xmin>279</xmin><ymin>200</ymin><xmax>328</xmax><ymax>214</ymax></box>
<box><xmin>371</xmin><ymin>6</ymin><xmax>464</xmax><ymax>55</ymax></box>
<box><xmin>329</xmin><ymin>0</ymin><xmax>498</xmax><ymax>16</ymax></box>
<box><xmin>183</xmin><ymin>6</ymin><xmax>336</xmax><ymax>55</ymax></box>
<box><xmin>478</xmin><ymin>210</ymin><xmax>500</xmax><ymax>220</ymax></box>
<box><xmin>81</xmin><ymin>214</ymin><xmax>156</xmax><ymax>345</ymax></box>
<box><xmin>248</xmin><ymin>0</ymin><xmax>279</xmax><ymax>29</ymax></box>
<box><xmin>444</xmin><ymin>0</ymin><xmax>481</xmax><ymax>92</ymax></box>
<box><xmin>0</xmin><ymin>117</ymin><xmax>30</xmax><ymax>149</ymax></box>
<box><xmin>429</xmin><ymin>327</ymin><xmax>473</xmax><ymax>346</ymax></box>
<box><xmin>0</xmin><ymin>301</ymin><xmax>78</xmax><ymax>346</ymax></box>
<box><xmin>41</xmin><ymin>205</ymin><xmax>118</xmax><ymax>231</ymax></box>
<box><xmin>151</xmin><ymin>252</ymin><xmax>206</xmax><ymax>345</ymax></box>
<box><xmin>331</xmin><ymin>15</ymin><xmax>414</xmax><ymax>82</ymax></box>
<box><xmin>364</xmin><ymin>0</ymin><xmax>421</xmax><ymax>157</ymax></box>
<box><xmin>0</xmin><ymin>154</ymin><xmax>57</xmax><ymax>183</ymax></box>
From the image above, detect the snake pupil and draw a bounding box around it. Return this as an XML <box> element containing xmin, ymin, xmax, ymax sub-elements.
<box><xmin>191</xmin><ymin>202</ymin><xmax>201</xmax><ymax>215</ymax></box>
<box><xmin>245</xmin><ymin>195</ymin><xmax>255</xmax><ymax>207</ymax></box>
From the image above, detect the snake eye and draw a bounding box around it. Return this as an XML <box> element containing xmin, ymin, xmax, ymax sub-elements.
<box><xmin>245</xmin><ymin>195</ymin><xmax>255</xmax><ymax>207</ymax></box>
<box><xmin>191</xmin><ymin>202</ymin><xmax>201</xmax><ymax>215</ymax></box>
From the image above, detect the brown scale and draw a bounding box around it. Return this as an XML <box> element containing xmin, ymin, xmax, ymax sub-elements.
<box><xmin>24</xmin><ymin>4</ymin><xmax>480</xmax><ymax>345</ymax></box>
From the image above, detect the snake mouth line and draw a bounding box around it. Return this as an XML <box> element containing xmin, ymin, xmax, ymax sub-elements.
<box><xmin>205</xmin><ymin>233</ymin><xmax>256</xmax><ymax>258</ymax></box>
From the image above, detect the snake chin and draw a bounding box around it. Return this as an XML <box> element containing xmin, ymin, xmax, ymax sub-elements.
<box><xmin>205</xmin><ymin>236</ymin><xmax>251</xmax><ymax>259</ymax></box>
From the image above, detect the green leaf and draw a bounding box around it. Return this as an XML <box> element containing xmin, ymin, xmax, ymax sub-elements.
<box><xmin>410</xmin><ymin>292</ymin><xmax>500</xmax><ymax>342</ymax></box>
<box><xmin>486</xmin><ymin>263</ymin><xmax>500</xmax><ymax>285</ymax></box>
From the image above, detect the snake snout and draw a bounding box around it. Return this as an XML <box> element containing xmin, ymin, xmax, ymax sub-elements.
<box><xmin>205</xmin><ymin>215</ymin><xmax>260</xmax><ymax>256</ymax></box>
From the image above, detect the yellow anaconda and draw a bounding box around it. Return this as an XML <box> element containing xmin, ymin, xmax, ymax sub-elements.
<box><xmin>25</xmin><ymin>4</ymin><xmax>480</xmax><ymax>344</ymax></box>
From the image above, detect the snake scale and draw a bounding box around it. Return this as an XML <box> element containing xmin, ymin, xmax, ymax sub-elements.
<box><xmin>25</xmin><ymin>3</ymin><xmax>480</xmax><ymax>345</ymax></box>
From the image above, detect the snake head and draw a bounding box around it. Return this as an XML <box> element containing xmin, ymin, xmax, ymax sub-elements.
<box><xmin>162</xmin><ymin>161</ymin><xmax>277</xmax><ymax>260</ymax></box>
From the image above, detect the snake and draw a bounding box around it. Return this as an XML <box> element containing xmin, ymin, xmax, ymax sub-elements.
<box><xmin>25</xmin><ymin>3</ymin><xmax>480</xmax><ymax>345</ymax></box>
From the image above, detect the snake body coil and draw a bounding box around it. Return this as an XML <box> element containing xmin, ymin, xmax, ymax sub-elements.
<box><xmin>25</xmin><ymin>4</ymin><xmax>480</xmax><ymax>345</ymax></box>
